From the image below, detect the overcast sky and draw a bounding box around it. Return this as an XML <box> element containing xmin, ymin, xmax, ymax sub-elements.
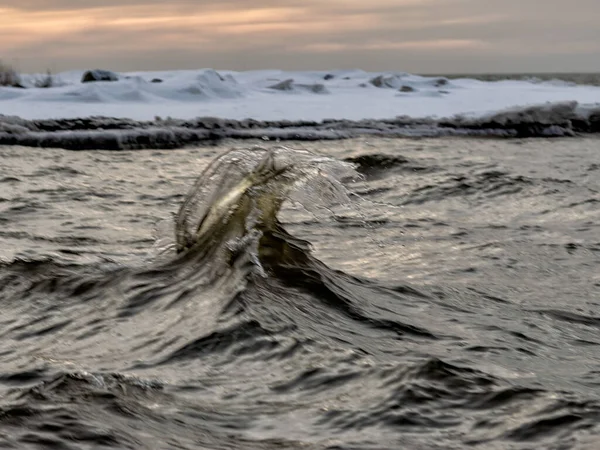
<box><xmin>2</xmin><ymin>0</ymin><xmax>600</xmax><ymax>73</ymax></box>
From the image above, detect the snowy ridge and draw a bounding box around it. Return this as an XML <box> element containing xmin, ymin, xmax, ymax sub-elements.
<box><xmin>2</xmin><ymin>68</ymin><xmax>600</xmax><ymax>122</ymax></box>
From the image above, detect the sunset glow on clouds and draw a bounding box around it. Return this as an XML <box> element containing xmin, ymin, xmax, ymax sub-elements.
<box><xmin>2</xmin><ymin>0</ymin><xmax>600</xmax><ymax>72</ymax></box>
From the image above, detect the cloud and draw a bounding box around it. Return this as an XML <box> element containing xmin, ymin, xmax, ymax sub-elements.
<box><xmin>299</xmin><ymin>40</ymin><xmax>487</xmax><ymax>54</ymax></box>
<box><xmin>2</xmin><ymin>0</ymin><xmax>600</xmax><ymax>72</ymax></box>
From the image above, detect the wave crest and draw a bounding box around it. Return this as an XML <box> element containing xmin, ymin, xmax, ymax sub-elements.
<box><xmin>173</xmin><ymin>147</ymin><xmax>360</xmax><ymax>260</ymax></box>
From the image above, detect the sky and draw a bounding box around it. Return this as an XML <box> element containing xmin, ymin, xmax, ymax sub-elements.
<box><xmin>2</xmin><ymin>0</ymin><xmax>600</xmax><ymax>74</ymax></box>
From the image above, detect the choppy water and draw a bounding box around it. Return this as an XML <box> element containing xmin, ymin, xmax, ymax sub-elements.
<box><xmin>1</xmin><ymin>137</ymin><xmax>599</xmax><ymax>449</ymax></box>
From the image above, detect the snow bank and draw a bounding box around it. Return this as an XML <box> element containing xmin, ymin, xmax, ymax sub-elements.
<box><xmin>1</xmin><ymin>68</ymin><xmax>600</xmax><ymax>123</ymax></box>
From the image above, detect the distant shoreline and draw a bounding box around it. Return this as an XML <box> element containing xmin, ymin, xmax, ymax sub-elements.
<box><xmin>421</xmin><ymin>72</ymin><xmax>600</xmax><ymax>86</ymax></box>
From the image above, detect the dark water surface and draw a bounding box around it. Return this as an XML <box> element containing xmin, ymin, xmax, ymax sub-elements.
<box><xmin>0</xmin><ymin>137</ymin><xmax>599</xmax><ymax>449</ymax></box>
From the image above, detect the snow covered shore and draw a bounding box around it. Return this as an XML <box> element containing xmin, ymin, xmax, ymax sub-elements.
<box><xmin>1</xmin><ymin>69</ymin><xmax>600</xmax><ymax>149</ymax></box>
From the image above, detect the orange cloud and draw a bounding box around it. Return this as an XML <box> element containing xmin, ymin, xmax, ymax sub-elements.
<box><xmin>0</xmin><ymin>5</ymin><xmax>309</xmax><ymax>50</ymax></box>
<box><xmin>1</xmin><ymin>5</ymin><xmax>386</xmax><ymax>54</ymax></box>
<box><xmin>300</xmin><ymin>39</ymin><xmax>487</xmax><ymax>53</ymax></box>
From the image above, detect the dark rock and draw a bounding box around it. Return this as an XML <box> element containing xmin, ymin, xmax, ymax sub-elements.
<box><xmin>399</xmin><ymin>85</ymin><xmax>415</xmax><ymax>92</ymax></box>
<box><xmin>370</xmin><ymin>74</ymin><xmax>403</xmax><ymax>89</ymax></box>
<box><xmin>323</xmin><ymin>74</ymin><xmax>335</xmax><ymax>80</ymax></box>
<box><xmin>81</xmin><ymin>69</ymin><xmax>119</xmax><ymax>83</ymax></box>
<box><xmin>268</xmin><ymin>79</ymin><xmax>294</xmax><ymax>91</ymax></box>
<box><xmin>370</xmin><ymin>75</ymin><xmax>387</xmax><ymax>88</ymax></box>
<box><xmin>151</xmin><ymin>78</ymin><xmax>163</xmax><ymax>83</ymax></box>
<box><xmin>266</xmin><ymin>79</ymin><xmax>327</xmax><ymax>94</ymax></box>
<box><xmin>434</xmin><ymin>78</ymin><xmax>449</xmax><ymax>87</ymax></box>
<box><xmin>587</xmin><ymin>113</ymin><xmax>600</xmax><ymax>133</ymax></box>
<box><xmin>298</xmin><ymin>83</ymin><xmax>328</xmax><ymax>94</ymax></box>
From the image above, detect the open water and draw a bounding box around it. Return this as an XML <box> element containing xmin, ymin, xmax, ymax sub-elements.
<box><xmin>0</xmin><ymin>137</ymin><xmax>599</xmax><ymax>449</ymax></box>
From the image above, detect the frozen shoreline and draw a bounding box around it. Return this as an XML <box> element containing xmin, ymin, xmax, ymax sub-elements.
<box><xmin>2</xmin><ymin>69</ymin><xmax>600</xmax><ymax>149</ymax></box>
<box><xmin>1</xmin><ymin>101</ymin><xmax>599</xmax><ymax>150</ymax></box>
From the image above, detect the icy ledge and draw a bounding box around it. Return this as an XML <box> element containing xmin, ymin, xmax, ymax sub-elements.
<box><xmin>1</xmin><ymin>101</ymin><xmax>599</xmax><ymax>150</ymax></box>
